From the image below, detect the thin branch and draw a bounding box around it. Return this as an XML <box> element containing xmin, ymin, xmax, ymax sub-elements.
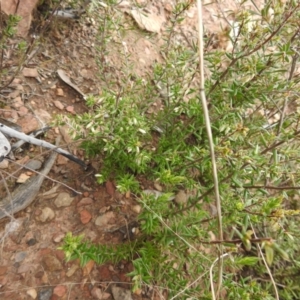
<box><xmin>196</xmin><ymin>1</ymin><xmax>223</xmax><ymax>298</ymax></box>
<box><xmin>200</xmin><ymin>237</ymin><xmax>272</xmax><ymax>245</ymax></box>
<box><xmin>241</xmin><ymin>185</ymin><xmax>300</xmax><ymax>190</ymax></box>
<box><xmin>250</xmin><ymin>222</ymin><xmax>279</xmax><ymax>300</ymax></box>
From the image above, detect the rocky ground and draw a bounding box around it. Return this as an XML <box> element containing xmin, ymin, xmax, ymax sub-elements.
<box><xmin>0</xmin><ymin>1</ymin><xmax>266</xmax><ymax>299</ymax></box>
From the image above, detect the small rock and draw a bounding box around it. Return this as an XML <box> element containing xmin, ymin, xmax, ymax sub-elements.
<box><xmin>27</xmin><ymin>288</ymin><xmax>37</xmax><ymax>299</ymax></box>
<box><xmin>17</xmin><ymin>264</ymin><xmax>32</xmax><ymax>273</ymax></box>
<box><xmin>105</xmin><ymin>180</ymin><xmax>115</xmax><ymax>196</ymax></box>
<box><xmin>66</xmin><ymin>264</ymin><xmax>78</xmax><ymax>277</ymax></box>
<box><xmin>131</xmin><ymin>205</ymin><xmax>141</xmax><ymax>214</ymax></box>
<box><xmin>38</xmin><ymin>288</ymin><xmax>53</xmax><ymax>300</ymax></box>
<box><xmin>17</xmin><ymin>106</ymin><xmax>29</xmax><ymax>116</ymax></box>
<box><xmin>56</xmin><ymin>88</ymin><xmax>64</xmax><ymax>96</ymax></box>
<box><xmin>42</xmin><ymin>255</ymin><xmax>63</xmax><ymax>271</ymax></box>
<box><xmin>34</xmin><ymin>109</ymin><xmax>52</xmax><ymax>124</ymax></box>
<box><xmin>82</xmin><ymin>260</ymin><xmax>94</xmax><ymax>277</ymax></box>
<box><xmin>66</xmin><ymin>106</ymin><xmax>74</xmax><ymax>113</ymax></box>
<box><xmin>0</xmin><ymin>266</ymin><xmax>8</xmax><ymax>276</ymax></box>
<box><xmin>15</xmin><ymin>251</ymin><xmax>27</xmax><ymax>263</ymax></box>
<box><xmin>52</xmin><ymin>233</ymin><xmax>65</xmax><ymax>243</ymax></box>
<box><xmin>80</xmin><ymin>209</ymin><xmax>92</xmax><ymax>224</ymax></box>
<box><xmin>23</xmin><ymin>68</ymin><xmax>39</xmax><ymax>78</ymax></box>
<box><xmin>17</xmin><ymin>115</ymin><xmax>39</xmax><ymax>133</ymax></box>
<box><xmin>27</xmin><ymin>238</ymin><xmax>37</xmax><ymax>246</ymax></box>
<box><xmin>25</xmin><ymin>159</ymin><xmax>42</xmax><ymax>170</ymax></box>
<box><xmin>16</xmin><ymin>173</ymin><xmax>30</xmax><ymax>183</ymax></box>
<box><xmin>95</xmin><ymin>211</ymin><xmax>115</xmax><ymax>227</ymax></box>
<box><xmin>56</xmin><ymin>154</ymin><xmax>69</xmax><ymax>165</ymax></box>
<box><xmin>111</xmin><ymin>285</ymin><xmax>132</xmax><ymax>300</ymax></box>
<box><xmin>53</xmin><ymin>285</ymin><xmax>67</xmax><ymax>297</ymax></box>
<box><xmin>154</xmin><ymin>182</ymin><xmax>163</xmax><ymax>191</ymax></box>
<box><xmin>0</xmin><ymin>159</ymin><xmax>9</xmax><ymax>169</ymax></box>
<box><xmin>175</xmin><ymin>190</ymin><xmax>187</xmax><ymax>205</ymax></box>
<box><xmin>54</xmin><ymin>193</ymin><xmax>74</xmax><ymax>208</ymax></box>
<box><xmin>37</xmin><ymin>207</ymin><xmax>55</xmax><ymax>222</ymax></box>
<box><xmin>77</xmin><ymin>197</ymin><xmax>93</xmax><ymax>207</ymax></box>
<box><xmin>54</xmin><ymin>100</ymin><xmax>64</xmax><ymax>110</ymax></box>
<box><xmin>91</xmin><ymin>287</ymin><xmax>110</xmax><ymax>300</ymax></box>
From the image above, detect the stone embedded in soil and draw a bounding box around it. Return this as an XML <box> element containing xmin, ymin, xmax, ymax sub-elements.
<box><xmin>54</xmin><ymin>192</ymin><xmax>74</xmax><ymax>208</ymax></box>
<box><xmin>174</xmin><ymin>190</ymin><xmax>188</xmax><ymax>205</ymax></box>
<box><xmin>111</xmin><ymin>285</ymin><xmax>133</xmax><ymax>300</ymax></box>
<box><xmin>56</xmin><ymin>154</ymin><xmax>69</xmax><ymax>165</ymax></box>
<box><xmin>17</xmin><ymin>114</ymin><xmax>39</xmax><ymax>133</ymax></box>
<box><xmin>16</xmin><ymin>173</ymin><xmax>30</xmax><ymax>183</ymax></box>
<box><xmin>66</xmin><ymin>264</ymin><xmax>79</xmax><ymax>277</ymax></box>
<box><xmin>56</xmin><ymin>88</ymin><xmax>64</xmax><ymax>96</ymax></box>
<box><xmin>91</xmin><ymin>287</ymin><xmax>110</xmax><ymax>300</ymax></box>
<box><xmin>54</xmin><ymin>100</ymin><xmax>64</xmax><ymax>110</ymax></box>
<box><xmin>77</xmin><ymin>197</ymin><xmax>93</xmax><ymax>207</ymax></box>
<box><xmin>23</xmin><ymin>68</ymin><xmax>39</xmax><ymax>78</ymax></box>
<box><xmin>27</xmin><ymin>288</ymin><xmax>38</xmax><ymax>299</ymax></box>
<box><xmin>80</xmin><ymin>209</ymin><xmax>92</xmax><ymax>224</ymax></box>
<box><xmin>17</xmin><ymin>106</ymin><xmax>29</xmax><ymax>116</ymax></box>
<box><xmin>38</xmin><ymin>288</ymin><xmax>53</xmax><ymax>300</ymax></box>
<box><xmin>105</xmin><ymin>180</ymin><xmax>115</xmax><ymax>196</ymax></box>
<box><xmin>25</xmin><ymin>159</ymin><xmax>42</xmax><ymax>170</ymax></box>
<box><xmin>52</xmin><ymin>232</ymin><xmax>65</xmax><ymax>243</ymax></box>
<box><xmin>42</xmin><ymin>255</ymin><xmax>63</xmax><ymax>271</ymax></box>
<box><xmin>53</xmin><ymin>285</ymin><xmax>67</xmax><ymax>297</ymax></box>
<box><xmin>154</xmin><ymin>182</ymin><xmax>163</xmax><ymax>191</ymax></box>
<box><xmin>66</xmin><ymin>105</ymin><xmax>75</xmax><ymax>113</ymax></box>
<box><xmin>131</xmin><ymin>205</ymin><xmax>142</xmax><ymax>214</ymax></box>
<box><xmin>14</xmin><ymin>251</ymin><xmax>27</xmax><ymax>263</ymax></box>
<box><xmin>95</xmin><ymin>211</ymin><xmax>115</xmax><ymax>227</ymax></box>
<box><xmin>0</xmin><ymin>266</ymin><xmax>7</xmax><ymax>276</ymax></box>
<box><xmin>37</xmin><ymin>207</ymin><xmax>55</xmax><ymax>222</ymax></box>
<box><xmin>27</xmin><ymin>238</ymin><xmax>37</xmax><ymax>246</ymax></box>
<box><xmin>82</xmin><ymin>260</ymin><xmax>94</xmax><ymax>277</ymax></box>
<box><xmin>0</xmin><ymin>159</ymin><xmax>9</xmax><ymax>169</ymax></box>
<box><xmin>17</xmin><ymin>263</ymin><xmax>33</xmax><ymax>274</ymax></box>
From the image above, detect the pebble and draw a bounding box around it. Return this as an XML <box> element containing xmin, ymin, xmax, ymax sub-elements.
<box><xmin>0</xmin><ymin>159</ymin><xmax>9</xmax><ymax>169</ymax></box>
<box><xmin>23</xmin><ymin>67</ymin><xmax>39</xmax><ymax>78</ymax></box>
<box><xmin>131</xmin><ymin>205</ymin><xmax>142</xmax><ymax>214</ymax></box>
<box><xmin>154</xmin><ymin>182</ymin><xmax>163</xmax><ymax>191</ymax></box>
<box><xmin>53</xmin><ymin>285</ymin><xmax>67</xmax><ymax>297</ymax></box>
<box><xmin>17</xmin><ymin>263</ymin><xmax>32</xmax><ymax>273</ymax></box>
<box><xmin>27</xmin><ymin>238</ymin><xmax>37</xmax><ymax>246</ymax></box>
<box><xmin>52</xmin><ymin>233</ymin><xmax>65</xmax><ymax>243</ymax></box>
<box><xmin>25</xmin><ymin>160</ymin><xmax>42</xmax><ymax>170</ymax></box>
<box><xmin>27</xmin><ymin>288</ymin><xmax>37</xmax><ymax>299</ymax></box>
<box><xmin>175</xmin><ymin>190</ymin><xmax>188</xmax><ymax>205</ymax></box>
<box><xmin>66</xmin><ymin>264</ymin><xmax>78</xmax><ymax>277</ymax></box>
<box><xmin>0</xmin><ymin>266</ymin><xmax>8</xmax><ymax>276</ymax></box>
<box><xmin>38</xmin><ymin>288</ymin><xmax>53</xmax><ymax>300</ymax></box>
<box><xmin>91</xmin><ymin>287</ymin><xmax>110</xmax><ymax>299</ymax></box>
<box><xmin>111</xmin><ymin>285</ymin><xmax>132</xmax><ymax>300</ymax></box>
<box><xmin>95</xmin><ymin>211</ymin><xmax>115</xmax><ymax>227</ymax></box>
<box><xmin>77</xmin><ymin>197</ymin><xmax>93</xmax><ymax>207</ymax></box>
<box><xmin>37</xmin><ymin>207</ymin><xmax>55</xmax><ymax>222</ymax></box>
<box><xmin>15</xmin><ymin>251</ymin><xmax>27</xmax><ymax>263</ymax></box>
<box><xmin>16</xmin><ymin>173</ymin><xmax>30</xmax><ymax>183</ymax></box>
<box><xmin>56</xmin><ymin>88</ymin><xmax>64</xmax><ymax>96</ymax></box>
<box><xmin>54</xmin><ymin>193</ymin><xmax>74</xmax><ymax>208</ymax></box>
<box><xmin>80</xmin><ymin>209</ymin><xmax>92</xmax><ymax>224</ymax></box>
<box><xmin>54</xmin><ymin>100</ymin><xmax>64</xmax><ymax>110</ymax></box>
<box><xmin>42</xmin><ymin>255</ymin><xmax>63</xmax><ymax>271</ymax></box>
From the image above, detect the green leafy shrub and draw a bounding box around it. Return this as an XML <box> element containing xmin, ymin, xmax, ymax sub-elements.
<box><xmin>60</xmin><ymin>0</ymin><xmax>300</xmax><ymax>298</ymax></box>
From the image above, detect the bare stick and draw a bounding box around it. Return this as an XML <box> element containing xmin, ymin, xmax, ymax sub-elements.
<box><xmin>196</xmin><ymin>1</ymin><xmax>223</xmax><ymax>298</ymax></box>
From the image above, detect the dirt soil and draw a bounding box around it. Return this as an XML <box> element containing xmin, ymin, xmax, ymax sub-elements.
<box><xmin>0</xmin><ymin>1</ymin><xmax>265</xmax><ymax>299</ymax></box>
